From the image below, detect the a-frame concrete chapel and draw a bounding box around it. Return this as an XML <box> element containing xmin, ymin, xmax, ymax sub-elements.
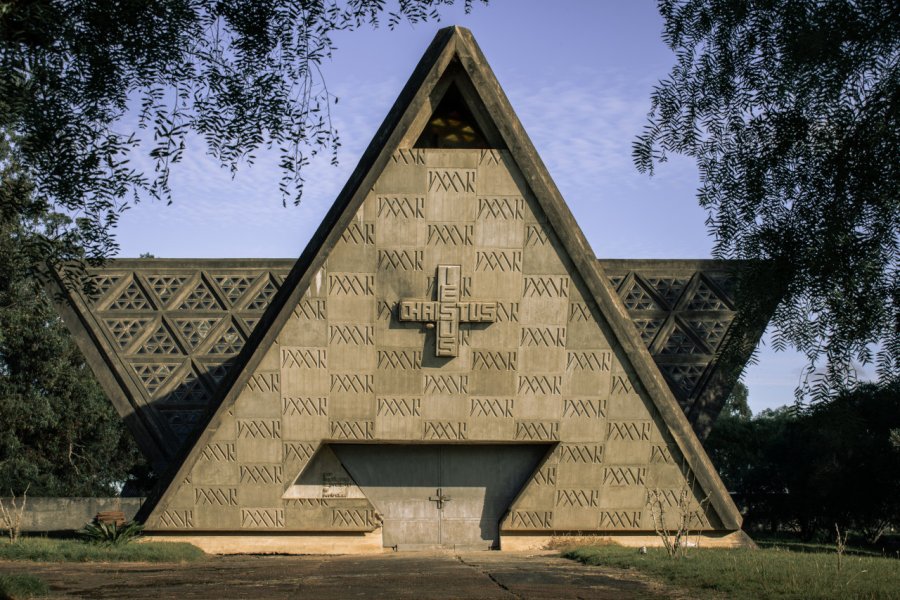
<box><xmin>53</xmin><ymin>27</ymin><xmax>763</xmax><ymax>552</ymax></box>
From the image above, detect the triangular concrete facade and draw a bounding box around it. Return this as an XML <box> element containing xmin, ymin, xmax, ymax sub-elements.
<box><xmin>133</xmin><ymin>27</ymin><xmax>744</xmax><ymax>548</ymax></box>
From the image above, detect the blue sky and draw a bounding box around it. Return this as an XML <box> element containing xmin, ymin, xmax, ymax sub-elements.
<box><xmin>113</xmin><ymin>0</ymin><xmax>812</xmax><ymax>413</ymax></box>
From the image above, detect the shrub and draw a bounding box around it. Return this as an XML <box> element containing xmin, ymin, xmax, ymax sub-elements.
<box><xmin>77</xmin><ymin>520</ymin><xmax>143</xmax><ymax>546</ymax></box>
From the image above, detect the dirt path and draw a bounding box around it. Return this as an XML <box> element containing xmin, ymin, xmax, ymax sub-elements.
<box><xmin>1</xmin><ymin>551</ymin><xmax>682</xmax><ymax>599</ymax></box>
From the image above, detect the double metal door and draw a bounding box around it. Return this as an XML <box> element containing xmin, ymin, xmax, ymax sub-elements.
<box><xmin>332</xmin><ymin>444</ymin><xmax>546</xmax><ymax>550</ymax></box>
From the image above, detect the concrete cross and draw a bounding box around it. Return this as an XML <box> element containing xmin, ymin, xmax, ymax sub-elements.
<box><xmin>428</xmin><ymin>488</ymin><xmax>452</xmax><ymax>510</ymax></box>
<box><xmin>398</xmin><ymin>265</ymin><xmax>497</xmax><ymax>357</ymax></box>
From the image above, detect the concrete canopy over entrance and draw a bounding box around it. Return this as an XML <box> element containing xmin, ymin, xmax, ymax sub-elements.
<box><xmin>52</xmin><ymin>26</ymin><xmax>767</xmax><ymax>553</ymax></box>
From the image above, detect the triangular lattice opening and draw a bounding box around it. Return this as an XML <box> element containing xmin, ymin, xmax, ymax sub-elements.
<box><xmin>415</xmin><ymin>83</ymin><xmax>491</xmax><ymax>149</ymax></box>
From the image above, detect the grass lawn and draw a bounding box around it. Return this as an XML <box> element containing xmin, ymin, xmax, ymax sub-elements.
<box><xmin>0</xmin><ymin>537</ymin><xmax>205</xmax><ymax>563</ymax></box>
<box><xmin>0</xmin><ymin>573</ymin><xmax>49</xmax><ymax>600</ymax></box>
<box><xmin>563</xmin><ymin>544</ymin><xmax>900</xmax><ymax>600</ymax></box>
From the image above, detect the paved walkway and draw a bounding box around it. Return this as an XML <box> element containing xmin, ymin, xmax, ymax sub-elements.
<box><xmin>2</xmin><ymin>551</ymin><xmax>683</xmax><ymax>599</ymax></box>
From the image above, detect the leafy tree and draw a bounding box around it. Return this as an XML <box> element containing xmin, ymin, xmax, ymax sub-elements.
<box><xmin>0</xmin><ymin>0</ymin><xmax>484</xmax><ymax>262</ymax></box>
<box><xmin>706</xmin><ymin>383</ymin><xmax>900</xmax><ymax>542</ymax></box>
<box><xmin>0</xmin><ymin>135</ymin><xmax>149</xmax><ymax>496</ymax></box>
<box><xmin>721</xmin><ymin>381</ymin><xmax>751</xmax><ymax>419</ymax></box>
<box><xmin>635</xmin><ymin>1</ymin><xmax>899</xmax><ymax>401</ymax></box>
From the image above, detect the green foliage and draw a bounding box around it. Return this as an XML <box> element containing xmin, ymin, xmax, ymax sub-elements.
<box><xmin>705</xmin><ymin>382</ymin><xmax>900</xmax><ymax>542</ymax></box>
<box><xmin>564</xmin><ymin>545</ymin><xmax>900</xmax><ymax>600</ymax></box>
<box><xmin>77</xmin><ymin>520</ymin><xmax>143</xmax><ymax>546</ymax></box>
<box><xmin>635</xmin><ymin>1</ymin><xmax>900</xmax><ymax>401</ymax></box>
<box><xmin>0</xmin><ymin>136</ymin><xmax>150</xmax><ymax>497</ymax></box>
<box><xmin>0</xmin><ymin>573</ymin><xmax>49</xmax><ymax>600</ymax></box>
<box><xmin>0</xmin><ymin>0</ymin><xmax>486</xmax><ymax>262</ymax></box>
<box><xmin>0</xmin><ymin>537</ymin><xmax>205</xmax><ymax>562</ymax></box>
<box><xmin>721</xmin><ymin>381</ymin><xmax>751</xmax><ymax>419</ymax></box>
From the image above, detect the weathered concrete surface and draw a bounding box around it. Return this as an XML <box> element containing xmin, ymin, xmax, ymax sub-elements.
<box><xmin>0</xmin><ymin>552</ymin><xmax>687</xmax><ymax>599</ymax></box>
<box><xmin>5</xmin><ymin>497</ymin><xmax>144</xmax><ymax>532</ymax></box>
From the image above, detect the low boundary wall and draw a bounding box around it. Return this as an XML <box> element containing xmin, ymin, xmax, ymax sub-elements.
<box><xmin>1</xmin><ymin>497</ymin><xmax>145</xmax><ymax>532</ymax></box>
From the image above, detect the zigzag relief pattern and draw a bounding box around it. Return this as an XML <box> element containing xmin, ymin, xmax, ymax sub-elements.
<box><xmin>472</xmin><ymin>351</ymin><xmax>517</xmax><ymax>371</ymax></box>
<box><xmin>475</xmin><ymin>250</ymin><xmax>522</xmax><ymax>272</ymax></box>
<box><xmin>599</xmin><ymin>511</ymin><xmax>641</xmax><ymax>529</ymax></box>
<box><xmin>563</xmin><ymin>398</ymin><xmax>607</xmax><ymax>419</ymax></box>
<box><xmin>556</xmin><ymin>489</ymin><xmax>599</xmax><ymax>507</ymax></box>
<box><xmin>378</xmin><ymin>196</ymin><xmax>424</xmax><ymax>218</ymax></box>
<box><xmin>377</xmin><ymin>350</ymin><xmax>422</xmax><ymax>370</ymax></box>
<box><xmin>521</xmin><ymin>327</ymin><xmax>566</xmax><ymax>347</ymax></box>
<box><xmin>195</xmin><ymin>487</ymin><xmax>238</xmax><ymax>506</ymax></box>
<box><xmin>330</xmin><ymin>374</ymin><xmax>374</xmax><ymax>394</ymax></box>
<box><xmin>377</xmin><ymin>301</ymin><xmax>395</xmax><ymax>321</ymax></box>
<box><xmin>294</xmin><ymin>299</ymin><xmax>327</xmax><ymax>320</ymax></box>
<box><xmin>237</xmin><ymin>419</ymin><xmax>281</xmax><ymax>439</ymax></box>
<box><xmin>518</xmin><ymin>376</ymin><xmax>562</xmax><ymax>395</ymax></box>
<box><xmin>649</xmin><ymin>489</ymin><xmax>682</xmax><ymax>508</ymax></box>
<box><xmin>525</xmin><ymin>225</ymin><xmax>550</xmax><ymax>247</ymax></box>
<box><xmin>515</xmin><ymin>420</ymin><xmax>559</xmax><ymax>441</ymax></box>
<box><xmin>607</xmin><ymin>421</ymin><xmax>652</xmax><ymax>441</ymax></box>
<box><xmin>283</xmin><ymin>442</ymin><xmax>316</xmax><ymax>463</ymax></box>
<box><xmin>610</xmin><ymin>374</ymin><xmax>636</xmax><ymax>395</ymax></box>
<box><xmin>479</xmin><ymin>149</ymin><xmax>502</xmax><ymax>165</ymax></box>
<box><xmin>200</xmin><ymin>442</ymin><xmax>236</xmax><ymax>462</ymax></box>
<box><xmin>283</xmin><ymin>396</ymin><xmax>328</xmax><ymax>417</ymax></box>
<box><xmin>602</xmin><ymin>466</ymin><xmax>647</xmax><ymax>486</ymax></box>
<box><xmin>566</xmin><ymin>351</ymin><xmax>612</xmax><ymax>371</ymax></box>
<box><xmin>523</xmin><ymin>276</ymin><xmax>569</xmax><ymax>298</ymax></box>
<box><xmin>427</xmin><ymin>224</ymin><xmax>473</xmax><ymax>246</ymax></box>
<box><xmin>329</xmin><ymin>325</ymin><xmax>374</xmax><ymax>345</ymax></box>
<box><xmin>285</xmin><ymin>498</ymin><xmax>329</xmax><ymax>508</ymax></box>
<box><xmin>425</xmin><ymin>375</ymin><xmax>468</xmax><ymax>394</ymax></box>
<box><xmin>341</xmin><ymin>223</ymin><xmax>375</xmax><ymax>245</ymax></box>
<box><xmin>478</xmin><ymin>197</ymin><xmax>523</xmax><ymax>219</ymax></box>
<box><xmin>328</xmin><ymin>273</ymin><xmax>375</xmax><ymax>296</ymax></box>
<box><xmin>650</xmin><ymin>444</ymin><xmax>676</xmax><ymax>464</ymax></box>
<box><xmin>377</xmin><ymin>249</ymin><xmax>423</xmax><ymax>271</ymax></box>
<box><xmin>508</xmin><ymin>511</ymin><xmax>553</xmax><ymax>529</ymax></box>
<box><xmin>533</xmin><ymin>466</ymin><xmax>557</xmax><ymax>486</ymax></box>
<box><xmin>332</xmin><ymin>509</ymin><xmax>379</xmax><ymax>528</ymax></box>
<box><xmin>423</xmin><ymin>420</ymin><xmax>467</xmax><ymax>440</ymax></box>
<box><xmin>282</xmin><ymin>347</ymin><xmax>328</xmax><ymax>369</ymax></box>
<box><xmin>241</xmin><ymin>508</ymin><xmax>284</xmax><ymax>528</ymax></box>
<box><xmin>377</xmin><ymin>397</ymin><xmax>421</xmax><ymax>417</ymax></box>
<box><xmin>556</xmin><ymin>444</ymin><xmax>604</xmax><ymax>464</ymax></box>
<box><xmin>246</xmin><ymin>373</ymin><xmax>280</xmax><ymax>393</ymax></box>
<box><xmin>568</xmin><ymin>303</ymin><xmax>592</xmax><ymax>323</ymax></box>
<box><xmin>391</xmin><ymin>148</ymin><xmax>425</xmax><ymax>165</ymax></box>
<box><xmin>240</xmin><ymin>464</ymin><xmax>283</xmax><ymax>484</ymax></box>
<box><xmin>330</xmin><ymin>420</ymin><xmax>375</xmax><ymax>440</ymax></box>
<box><xmin>470</xmin><ymin>397</ymin><xmax>514</xmax><ymax>418</ymax></box>
<box><xmin>495</xmin><ymin>302</ymin><xmax>520</xmax><ymax>322</ymax></box>
<box><xmin>428</xmin><ymin>168</ymin><xmax>476</xmax><ymax>192</ymax></box>
<box><xmin>158</xmin><ymin>509</ymin><xmax>194</xmax><ymax>529</ymax></box>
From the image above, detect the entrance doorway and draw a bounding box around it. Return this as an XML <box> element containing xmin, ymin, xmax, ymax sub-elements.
<box><xmin>332</xmin><ymin>444</ymin><xmax>548</xmax><ymax>550</ymax></box>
